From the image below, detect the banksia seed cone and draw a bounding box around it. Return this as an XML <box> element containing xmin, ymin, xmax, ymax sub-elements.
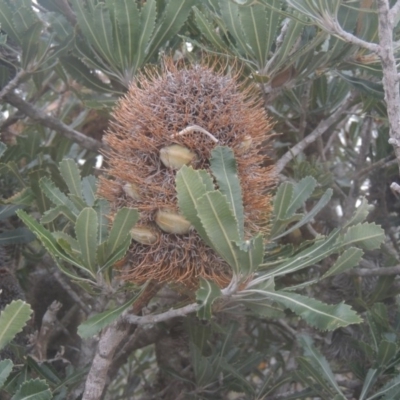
<box><xmin>99</xmin><ymin>60</ymin><xmax>275</xmax><ymax>286</ymax></box>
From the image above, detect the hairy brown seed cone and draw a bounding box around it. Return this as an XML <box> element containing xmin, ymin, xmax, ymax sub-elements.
<box><xmin>98</xmin><ymin>59</ymin><xmax>276</xmax><ymax>286</ymax></box>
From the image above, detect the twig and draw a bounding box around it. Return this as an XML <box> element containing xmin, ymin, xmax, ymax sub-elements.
<box><xmin>275</xmin><ymin>95</ymin><xmax>355</xmax><ymax>173</ymax></box>
<box><xmin>3</xmin><ymin>91</ymin><xmax>104</xmax><ymax>152</ymax></box>
<box><xmin>0</xmin><ymin>70</ymin><xmax>27</xmax><ymax>101</ymax></box>
<box><xmin>124</xmin><ymin>302</ymin><xmax>198</xmax><ymax>325</ymax></box>
<box><xmin>33</xmin><ymin>300</ymin><xmax>62</xmax><ymax>360</ymax></box>
<box><xmin>377</xmin><ymin>0</ymin><xmax>400</xmax><ymax>171</ymax></box>
<box><xmin>389</xmin><ymin>0</ymin><xmax>400</xmax><ymax>26</ymax></box>
<box><xmin>347</xmin><ymin>265</ymin><xmax>400</xmax><ymax>276</ymax></box>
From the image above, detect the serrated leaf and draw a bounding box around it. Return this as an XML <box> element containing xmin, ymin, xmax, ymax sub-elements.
<box><xmin>219</xmin><ymin>0</ymin><xmax>249</xmax><ymax>55</ymax></box>
<box><xmin>272</xmin><ymin>188</ymin><xmax>333</xmax><ymax>240</ymax></box>
<box><xmin>273</xmin><ymin>181</ymin><xmax>294</xmax><ymax>220</ymax></box>
<box><xmin>78</xmin><ymin>290</ymin><xmax>145</xmax><ymax>338</ymax></box>
<box><xmin>193</xmin><ymin>6</ymin><xmax>227</xmax><ymax>52</ymax></box>
<box><xmin>360</xmin><ymin>368</ymin><xmax>379</xmax><ymax>400</ymax></box>
<box><xmin>11</xmin><ymin>378</ymin><xmax>51</xmax><ymax>400</ymax></box>
<box><xmin>146</xmin><ymin>0</ymin><xmax>196</xmax><ymax>61</ymax></box>
<box><xmin>321</xmin><ymin>247</ymin><xmax>363</xmax><ymax>279</ymax></box>
<box><xmin>250</xmin><ymin>289</ymin><xmax>362</xmax><ymax>330</ymax></box>
<box><xmin>40</xmin><ymin>205</ymin><xmax>76</xmax><ymax>224</ymax></box>
<box><xmin>81</xmin><ymin>175</ymin><xmax>97</xmax><ymax>206</ymax></box>
<box><xmin>377</xmin><ymin>340</ymin><xmax>398</xmax><ymax>367</ymax></box>
<box><xmin>20</xmin><ymin>21</ymin><xmax>42</xmax><ymax>69</ymax></box>
<box><xmin>0</xmin><ymin>359</ymin><xmax>13</xmax><ymax>389</ymax></box>
<box><xmin>176</xmin><ymin>166</ymin><xmax>214</xmax><ymax>248</ymax></box>
<box><xmin>210</xmin><ymin>146</ymin><xmax>244</xmax><ymax>240</ymax></box>
<box><xmin>59</xmin><ymin>159</ymin><xmax>82</xmax><ymax>199</ymax></box>
<box><xmin>344</xmin><ymin>197</ymin><xmax>372</xmax><ymax>228</ymax></box>
<box><xmin>196</xmin><ymin>278</ymin><xmax>222</xmax><ymax>320</ymax></box>
<box><xmin>285</xmin><ymin>176</ymin><xmax>317</xmax><ymax>218</ymax></box>
<box><xmin>4</xmin><ymin>187</ymin><xmax>35</xmax><ymax>206</ymax></box>
<box><xmin>106</xmin><ymin>207</ymin><xmax>139</xmax><ymax>257</ymax></box>
<box><xmin>75</xmin><ymin>208</ymin><xmax>98</xmax><ymax>273</ymax></box>
<box><xmin>296</xmin><ymin>357</ymin><xmax>337</xmax><ymax>398</ymax></box>
<box><xmin>372</xmin><ymin>374</ymin><xmax>400</xmax><ymax>400</ymax></box>
<box><xmin>197</xmin><ymin>191</ymin><xmax>241</xmax><ymax>274</ymax></box>
<box><xmin>53</xmin><ymin>231</ymin><xmax>80</xmax><ymax>257</ymax></box>
<box><xmin>99</xmin><ymin>235</ymin><xmax>131</xmax><ymax>272</ymax></box>
<box><xmin>16</xmin><ymin>210</ymin><xmax>96</xmax><ymax>280</ymax></box>
<box><xmin>0</xmin><ymin>300</ymin><xmax>32</xmax><ymax>351</ymax></box>
<box><xmin>299</xmin><ymin>335</ymin><xmax>346</xmax><ymax>398</ymax></box>
<box><xmin>239</xmin><ymin>2</ymin><xmax>281</xmax><ymax>68</ymax></box>
<box><xmin>341</xmin><ymin>223</ymin><xmax>385</xmax><ymax>250</ymax></box>
<box><xmin>60</xmin><ymin>56</ymin><xmax>114</xmax><ymax>92</ymax></box>
<box><xmin>39</xmin><ymin>177</ymin><xmax>78</xmax><ymax>215</ymax></box>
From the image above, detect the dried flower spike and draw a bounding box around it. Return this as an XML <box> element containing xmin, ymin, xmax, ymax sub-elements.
<box><xmin>99</xmin><ymin>59</ymin><xmax>276</xmax><ymax>286</ymax></box>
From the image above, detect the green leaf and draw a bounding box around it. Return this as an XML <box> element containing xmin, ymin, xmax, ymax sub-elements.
<box><xmin>20</xmin><ymin>21</ymin><xmax>43</xmax><ymax>69</ymax></box>
<box><xmin>321</xmin><ymin>247</ymin><xmax>363</xmax><ymax>279</ymax></box>
<box><xmin>337</xmin><ymin>72</ymin><xmax>384</xmax><ymax>100</ymax></box>
<box><xmin>81</xmin><ymin>175</ymin><xmax>97</xmax><ymax>207</ymax></box>
<box><xmin>273</xmin><ymin>182</ymin><xmax>294</xmax><ymax>221</ymax></box>
<box><xmin>0</xmin><ymin>1</ymin><xmax>20</xmax><ymax>43</ymax></box>
<box><xmin>176</xmin><ymin>166</ymin><xmax>214</xmax><ymax>248</ymax></box>
<box><xmin>371</xmin><ymin>374</ymin><xmax>400</xmax><ymax>400</ymax></box>
<box><xmin>210</xmin><ymin>146</ymin><xmax>244</xmax><ymax>240</ymax></box>
<box><xmin>78</xmin><ymin>290</ymin><xmax>145</xmax><ymax>339</ymax></box>
<box><xmin>196</xmin><ymin>278</ymin><xmax>222</xmax><ymax>320</ymax></box>
<box><xmin>60</xmin><ymin>56</ymin><xmax>114</xmax><ymax>92</ymax></box>
<box><xmin>341</xmin><ymin>223</ymin><xmax>385</xmax><ymax>250</ymax></box>
<box><xmin>40</xmin><ymin>205</ymin><xmax>76</xmax><ymax>224</ymax></box>
<box><xmin>296</xmin><ymin>357</ymin><xmax>337</xmax><ymax>398</ymax></box>
<box><xmin>0</xmin><ymin>359</ymin><xmax>13</xmax><ymax>389</ymax></box>
<box><xmin>0</xmin><ymin>300</ymin><xmax>32</xmax><ymax>351</ymax></box>
<box><xmin>4</xmin><ymin>187</ymin><xmax>35</xmax><ymax>206</ymax></box>
<box><xmin>59</xmin><ymin>159</ymin><xmax>82</xmax><ymax>199</ymax></box>
<box><xmin>106</xmin><ymin>207</ymin><xmax>139</xmax><ymax>257</ymax></box>
<box><xmin>246</xmin><ymin>289</ymin><xmax>362</xmax><ymax>330</ymax></box>
<box><xmin>197</xmin><ymin>191</ymin><xmax>241</xmax><ymax>274</ymax></box>
<box><xmin>285</xmin><ymin>176</ymin><xmax>317</xmax><ymax>218</ymax></box>
<box><xmin>239</xmin><ymin>2</ymin><xmax>281</xmax><ymax>68</ymax></box>
<box><xmin>272</xmin><ymin>188</ymin><xmax>333</xmax><ymax>240</ymax></box>
<box><xmin>146</xmin><ymin>0</ymin><xmax>196</xmax><ymax>61</ymax></box>
<box><xmin>299</xmin><ymin>335</ymin><xmax>346</xmax><ymax>398</ymax></box>
<box><xmin>53</xmin><ymin>232</ymin><xmax>80</xmax><ymax>257</ymax></box>
<box><xmin>99</xmin><ymin>235</ymin><xmax>131</xmax><ymax>272</ymax></box>
<box><xmin>360</xmin><ymin>368</ymin><xmax>379</xmax><ymax>400</ymax></box>
<box><xmin>236</xmin><ymin>234</ymin><xmax>264</xmax><ymax>275</ymax></box>
<box><xmin>39</xmin><ymin>177</ymin><xmax>78</xmax><ymax>215</ymax></box>
<box><xmin>16</xmin><ymin>210</ymin><xmax>96</xmax><ymax>280</ymax></box>
<box><xmin>377</xmin><ymin>340</ymin><xmax>398</xmax><ymax>367</ymax></box>
<box><xmin>344</xmin><ymin>197</ymin><xmax>372</xmax><ymax>228</ymax></box>
<box><xmin>0</xmin><ymin>204</ymin><xmax>22</xmax><ymax>221</ymax></box>
<box><xmin>75</xmin><ymin>208</ymin><xmax>98</xmax><ymax>273</ymax></box>
<box><xmin>193</xmin><ymin>7</ymin><xmax>227</xmax><ymax>52</ymax></box>
<box><xmin>10</xmin><ymin>378</ymin><xmax>51</xmax><ymax>400</ymax></box>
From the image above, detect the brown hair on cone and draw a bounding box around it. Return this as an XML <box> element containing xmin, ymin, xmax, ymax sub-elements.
<box><xmin>98</xmin><ymin>59</ymin><xmax>276</xmax><ymax>286</ymax></box>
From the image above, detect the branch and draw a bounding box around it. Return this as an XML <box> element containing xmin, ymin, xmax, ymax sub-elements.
<box><xmin>124</xmin><ymin>302</ymin><xmax>198</xmax><ymax>325</ymax></box>
<box><xmin>325</xmin><ymin>18</ymin><xmax>380</xmax><ymax>54</ymax></box>
<box><xmin>82</xmin><ymin>320</ymin><xmax>131</xmax><ymax>400</ymax></box>
<box><xmin>389</xmin><ymin>0</ymin><xmax>400</xmax><ymax>27</ymax></box>
<box><xmin>0</xmin><ymin>70</ymin><xmax>27</xmax><ymax>101</ymax></box>
<box><xmin>3</xmin><ymin>91</ymin><xmax>104</xmax><ymax>152</ymax></box>
<box><xmin>347</xmin><ymin>265</ymin><xmax>400</xmax><ymax>276</ymax></box>
<box><xmin>377</xmin><ymin>0</ymin><xmax>400</xmax><ymax>170</ymax></box>
<box><xmin>275</xmin><ymin>95</ymin><xmax>355</xmax><ymax>174</ymax></box>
